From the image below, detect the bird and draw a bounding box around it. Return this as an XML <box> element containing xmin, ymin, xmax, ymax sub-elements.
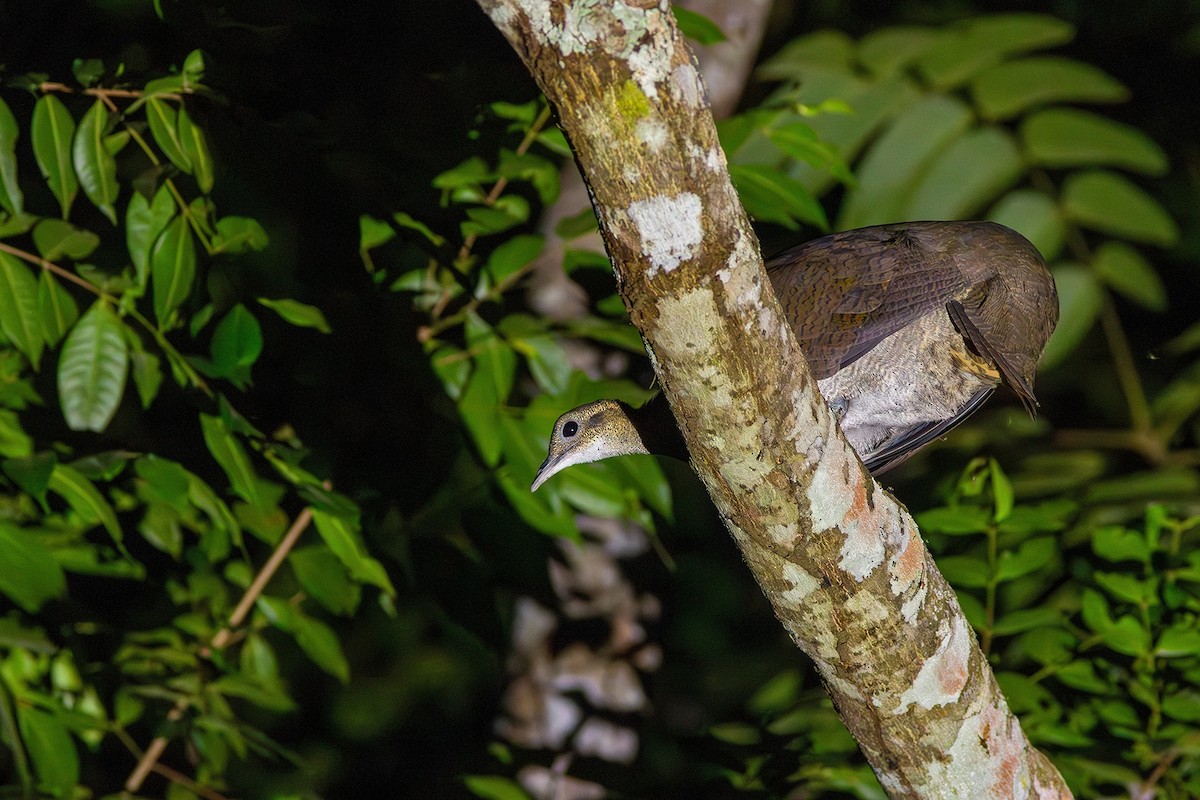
<box><xmin>531</xmin><ymin>220</ymin><xmax>1059</xmax><ymax>491</ymax></box>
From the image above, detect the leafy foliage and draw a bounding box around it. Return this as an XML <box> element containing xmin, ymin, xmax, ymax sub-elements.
<box><xmin>0</xmin><ymin>5</ymin><xmax>1195</xmax><ymax>800</ymax></box>
<box><xmin>0</xmin><ymin>49</ymin><xmax>388</xmax><ymax>799</ymax></box>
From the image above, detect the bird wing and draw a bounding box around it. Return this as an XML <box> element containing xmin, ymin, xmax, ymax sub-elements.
<box><xmin>766</xmin><ymin>223</ymin><xmax>969</xmax><ymax>379</ymax></box>
<box><xmin>862</xmin><ymin>386</ymin><xmax>996</xmax><ymax>474</ymax></box>
<box><xmin>946</xmin><ymin>297</ymin><xmax>1038</xmax><ymax>415</ymax></box>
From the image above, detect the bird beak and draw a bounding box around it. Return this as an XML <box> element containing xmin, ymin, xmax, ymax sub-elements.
<box><xmin>530</xmin><ymin>456</ymin><xmax>554</xmax><ymax>492</ymax></box>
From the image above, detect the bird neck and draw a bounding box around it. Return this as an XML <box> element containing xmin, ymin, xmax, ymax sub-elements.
<box><xmin>626</xmin><ymin>395</ymin><xmax>689</xmax><ymax>461</ymax></box>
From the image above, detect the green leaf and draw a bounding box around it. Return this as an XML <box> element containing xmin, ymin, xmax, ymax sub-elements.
<box><xmin>996</xmin><ymin>499</ymin><xmax>1077</xmax><ymax>535</ymax></box>
<box><xmin>987</xmin><ymin>190</ymin><xmax>1064</xmax><ymax>262</ymax></box>
<box><xmin>48</xmin><ymin>463</ymin><xmax>123</xmax><ymax>547</ymax></box>
<box><xmin>31</xmin><ymin>94</ymin><xmax>78</xmax><ymax>218</ymax></box>
<box><xmin>857</xmin><ymin>25</ymin><xmax>938</xmax><ymax>77</ymax></box>
<box><xmin>72</xmin><ymin>58</ymin><xmax>105</xmax><ymax>87</ymax></box>
<box><xmin>464</xmin><ymin>775</ymin><xmax>534</xmax><ymax>800</ymax></box>
<box><xmin>209</xmin><ymin>304</ymin><xmax>262</xmax><ymax>387</ymax></box>
<box><xmin>972</xmin><ymin>57</ymin><xmax>1127</xmax><ymax>120</ymax></box>
<box><xmin>57</xmin><ymin>301</ymin><xmax>127</xmax><ymax>432</ymax></box>
<box><xmin>838</xmin><ymin>94</ymin><xmax>974</xmax><ymax>228</ymax></box>
<box><xmin>498</xmin><ymin>150</ymin><xmax>559</xmax><ymax>205</ymax></box>
<box><xmin>1039</xmin><ymin>265</ymin><xmax>1103</xmax><ymax>369</ymax></box>
<box><xmin>0</xmin><ymin>523</ymin><xmax>66</xmax><ymax>612</ymax></box>
<box><xmin>176</xmin><ymin>106</ymin><xmax>214</xmax><ymax>193</ymax></box>
<box><xmin>433</xmin><ymin>155</ymin><xmax>491</xmax><ymax>191</ymax></box>
<box><xmin>729</xmin><ymin>163</ymin><xmax>828</xmax><ymax>230</ymax></box>
<box><xmin>72</xmin><ymin>100</ymin><xmax>119</xmax><ymax>224</ymax></box>
<box><xmin>1157</xmin><ymin>624</ymin><xmax>1200</xmax><ymax>658</ymax></box>
<box><xmin>1021</xmin><ymin>108</ymin><xmax>1167</xmax><ymax>175</ymax></box>
<box><xmin>37</xmin><ymin>270</ymin><xmax>79</xmax><ymax>348</ymax></box>
<box><xmin>995</xmin><ymin>537</ymin><xmax>1056</xmax><ymax>582</ymax></box>
<box><xmin>1061</xmin><ymin>170</ymin><xmax>1179</xmax><ymax>246</ymax></box>
<box><xmin>257</xmin><ymin>297</ymin><xmax>331</xmax><ymax>333</ymax></box>
<box><xmin>1054</xmin><ymin>660</ymin><xmax>1109</xmax><ymax>694</ymax></box>
<box><xmin>151</xmin><ymin>214</ymin><xmax>197</xmax><ymax>327</ymax></box>
<box><xmin>0</xmin><ymin>96</ymin><xmax>24</xmax><ymax>215</ymax></box>
<box><xmin>0</xmin><ymin>251</ymin><xmax>45</xmax><ymax>368</ymax></box>
<box><xmin>1084</xmin><ymin>468</ymin><xmax>1200</xmax><ymax>503</ymax></box>
<box><xmin>672</xmin><ymin>6</ymin><xmax>726</xmax><ymax>44</ymax></box>
<box><xmin>0</xmin><ymin>410</ymin><xmax>34</xmax><ymax>458</ymax></box>
<box><xmin>293</xmin><ymin>613</ymin><xmax>349</xmax><ymax>682</ymax></box>
<box><xmin>212</xmin><ymin>215</ymin><xmax>269</xmax><ymax>254</ymax></box>
<box><xmin>199</xmin><ymin>413</ymin><xmax>262</xmax><ymax>508</ymax></box>
<box><xmin>1096</xmin><ymin>700</ymin><xmax>1140</xmax><ymax>729</ymax></box>
<box><xmin>127</xmin><ymin>338</ymin><xmax>163</xmax><ymax>409</ymax></box>
<box><xmin>485</xmin><ymin>234</ymin><xmax>544</xmax><ymax>286</ymax></box>
<box><xmin>916</xmin><ymin>13</ymin><xmax>1076</xmax><ymax>90</ymax></box>
<box><xmin>1093</xmin><ymin>571</ymin><xmax>1156</xmax><ymax>605</ymax></box>
<box><xmin>1080</xmin><ymin>587</ymin><xmax>1113</xmax><ymax>632</ymax></box>
<box><xmin>458</xmin><ymin>315</ymin><xmax>517</xmax><ymax>466</ymax></box>
<box><xmin>18</xmin><ymin>706</ymin><xmax>79</xmax><ymax>799</ymax></box>
<box><xmin>461</xmin><ymin>194</ymin><xmax>530</xmax><ymax>237</ymax></box>
<box><xmin>31</xmin><ymin>218</ymin><xmax>100</xmax><ymax>261</ymax></box>
<box><xmin>521</xmin><ymin>335</ymin><xmax>571</xmax><ymax>395</ymax></box>
<box><xmin>1092</xmin><ymin>526</ymin><xmax>1150</xmax><ymax>563</ymax></box>
<box><xmin>765</xmin><ymin>121</ymin><xmax>854</xmax><ymax>185</ymax></box>
<box><xmin>939</xmin><ymin>555</ymin><xmax>990</xmax><ymax>588</ymax></box>
<box><xmin>187</xmin><ymin>472</ymin><xmax>241</xmax><ymax>552</ymax></box>
<box><xmin>989</xmin><ymin>458</ymin><xmax>1014</xmax><ymax>522</ymax></box>
<box><xmin>757</xmin><ymin>30</ymin><xmax>855</xmax><ymax>79</ymax></box>
<box><xmin>915</xmin><ymin>504</ymin><xmax>990</xmax><ymax>535</ymax></box>
<box><xmin>1103</xmin><ymin>617</ymin><xmax>1151</xmax><ymax>658</ymax></box>
<box><xmin>139</xmin><ymin>503</ymin><xmax>182</xmax><ymax>558</ymax></box>
<box><xmin>0</xmin><ymin>210</ymin><xmax>37</xmax><ymax>238</ymax></box>
<box><xmin>1091</xmin><ymin>240</ymin><xmax>1166</xmax><ymax>311</ymax></box>
<box><xmin>991</xmin><ymin>607</ymin><xmax>1063</xmax><ymax>636</ymax></box>
<box><xmin>2</xmin><ymin>451</ymin><xmax>56</xmax><ymax>503</ymax></box>
<box><xmin>144</xmin><ymin>97</ymin><xmax>192</xmax><ymax>173</ymax></box>
<box><xmin>135</xmin><ymin>454</ymin><xmax>191</xmax><ymax>511</ymax></box>
<box><xmin>903</xmin><ymin>127</ymin><xmax>1022</xmax><ymax>219</ymax></box>
<box><xmin>393</xmin><ymin>211</ymin><xmax>444</xmax><ymax>246</ymax></box>
<box><xmin>358</xmin><ymin>214</ymin><xmax>395</xmax><ymax>256</ymax></box>
<box><xmin>1021</xmin><ymin>626</ymin><xmax>1075</xmax><ymax>666</ymax></box>
<box><xmin>259</xmin><ymin>598</ymin><xmax>350</xmax><ymax>682</ymax></box>
<box><xmin>290</xmin><ymin>546</ymin><xmax>361</xmax><ymax>616</ymax></box>
<box><xmin>310</xmin><ymin>508</ymin><xmax>395</xmax><ymax>596</ymax></box>
<box><xmin>126</xmin><ymin>185</ymin><xmax>176</xmax><ymax>289</ymax></box>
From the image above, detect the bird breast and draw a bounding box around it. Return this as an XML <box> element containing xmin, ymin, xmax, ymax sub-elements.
<box><xmin>815</xmin><ymin>309</ymin><xmax>998</xmax><ymax>460</ymax></box>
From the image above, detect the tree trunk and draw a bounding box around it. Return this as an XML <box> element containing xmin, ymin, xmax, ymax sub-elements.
<box><xmin>473</xmin><ymin>1</ymin><xmax>1072</xmax><ymax>797</ymax></box>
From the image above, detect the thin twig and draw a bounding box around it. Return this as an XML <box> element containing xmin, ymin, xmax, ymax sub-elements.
<box><xmin>38</xmin><ymin>81</ymin><xmax>175</xmax><ymax>100</ymax></box>
<box><xmin>422</xmin><ymin>103</ymin><xmax>554</xmax><ymax>335</ymax></box>
<box><xmin>0</xmin><ymin>241</ymin><xmax>104</xmax><ymax>296</ymax></box>
<box><xmin>453</xmin><ymin>103</ymin><xmax>554</xmax><ymax>266</ymax></box>
<box><xmin>124</xmin><ymin>496</ymin><xmax>324</xmax><ymax>793</ymax></box>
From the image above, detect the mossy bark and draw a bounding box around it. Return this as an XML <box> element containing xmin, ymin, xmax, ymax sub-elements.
<box><xmin>474</xmin><ymin>1</ymin><xmax>1072</xmax><ymax>796</ymax></box>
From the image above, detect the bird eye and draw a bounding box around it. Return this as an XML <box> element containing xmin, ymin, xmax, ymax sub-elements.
<box><xmin>562</xmin><ymin>421</ymin><xmax>579</xmax><ymax>437</ymax></box>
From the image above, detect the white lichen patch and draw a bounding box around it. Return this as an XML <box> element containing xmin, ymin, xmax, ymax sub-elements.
<box><xmin>899</xmin><ymin>576</ymin><xmax>928</xmax><ymax>625</ymax></box>
<box><xmin>686</xmin><ymin>142</ymin><xmax>725</xmax><ymax>173</ymax></box>
<box><xmin>893</xmin><ymin>616</ymin><xmax>971</xmax><ymax>715</ymax></box>
<box><xmin>776</xmin><ymin>557</ymin><xmax>819</xmax><ymax>605</ymax></box>
<box><xmin>627</xmin><ymin>192</ymin><xmax>703</xmax><ymax>277</ymax></box>
<box><xmin>889</xmin><ymin>517</ymin><xmax>929</xmax><ymax>624</ymax></box>
<box><xmin>805</xmin><ymin>443</ymin><xmax>884</xmax><ymax>581</ymax></box>
<box><xmin>808</xmin><ymin>654</ymin><xmax>866</xmax><ymax>701</ymax></box>
<box><xmin>928</xmin><ymin>702</ymin><xmax>1031</xmax><ymax>797</ymax></box>
<box><xmin>670</xmin><ymin>63</ymin><xmax>704</xmax><ymax>108</ymax></box>
<box><xmin>635</xmin><ymin>117</ymin><xmax>669</xmax><ymax>151</ymax></box>
<box><xmin>844</xmin><ymin>588</ymin><xmax>890</xmax><ymax>624</ymax></box>
<box><xmin>518</xmin><ymin>0</ymin><xmax>674</xmax><ymax>99</ymax></box>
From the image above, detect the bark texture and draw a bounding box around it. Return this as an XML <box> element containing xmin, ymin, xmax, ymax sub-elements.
<box><xmin>474</xmin><ymin>1</ymin><xmax>1073</xmax><ymax>797</ymax></box>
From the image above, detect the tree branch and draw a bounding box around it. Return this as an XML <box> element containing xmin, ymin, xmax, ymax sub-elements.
<box><xmin>474</xmin><ymin>1</ymin><xmax>1072</xmax><ymax>797</ymax></box>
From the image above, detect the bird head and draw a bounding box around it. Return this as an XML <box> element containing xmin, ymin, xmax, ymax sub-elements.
<box><xmin>531</xmin><ymin>399</ymin><xmax>650</xmax><ymax>491</ymax></box>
